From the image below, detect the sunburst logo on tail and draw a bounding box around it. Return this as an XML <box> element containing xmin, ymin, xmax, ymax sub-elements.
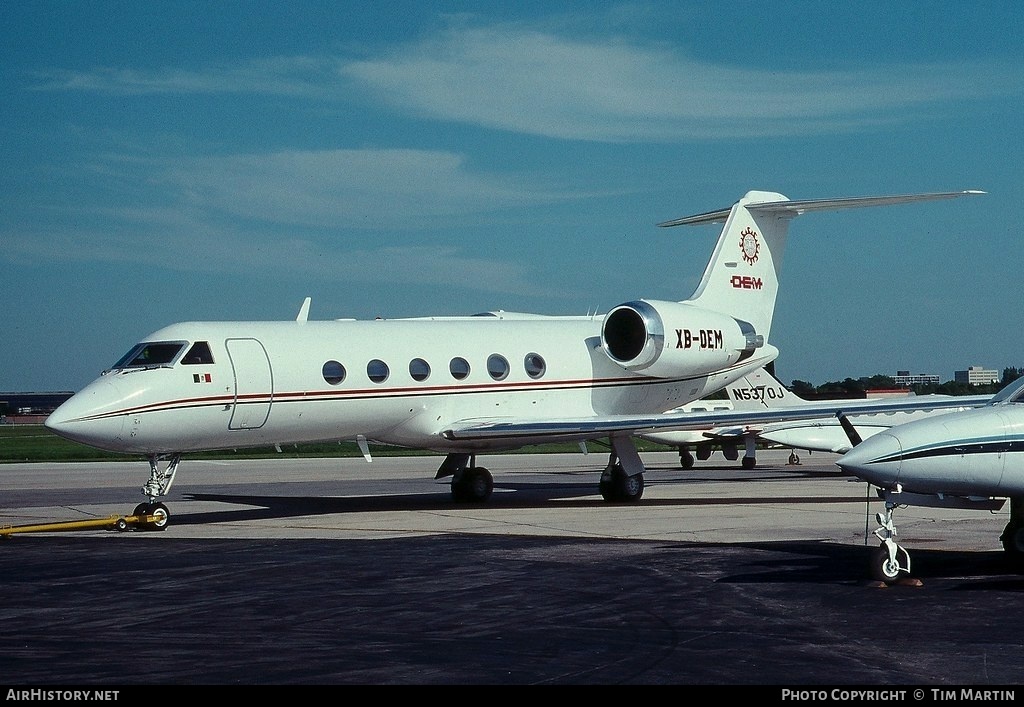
<box><xmin>739</xmin><ymin>227</ymin><xmax>760</xmax><ymax>265</ymax></box>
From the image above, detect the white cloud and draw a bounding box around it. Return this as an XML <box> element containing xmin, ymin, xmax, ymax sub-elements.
<box><xmin>31</xmin><ymin>57</ymin><xmax>339</xmax><ymax>97</ymax></box>
<box><xmin>160</xmin><ymin>148</ymin><xmax>562</xmax><ymax>228</ymax></box>
<box><xmin>0</xmin><ymin>145</ymin><xmax>567</xmax><ymax>296</ymax></box>
<box><xmin>1</xmin><ymin>220</ymin><xmax>550</xmax><ymax>298</ymax></box>
<box><xmin>31</xmin><ymin>21</ymin><xmax>1020</xmax><ymax>143</ymax></box>
<box><xmin>342</xmin><ymin>25</ymin><xmax>1015</xmax><ymax>140</ymax></box>
<box><xmin>341</xmin><ymin>25</ymin><xmax>1020</xmax><ymax>141</ymax></box>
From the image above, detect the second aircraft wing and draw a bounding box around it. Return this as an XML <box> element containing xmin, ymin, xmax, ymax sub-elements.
<box><xmin>442</xmin><ymin>394</ymin><xmax>991</xmax><ymax>443</ymax></box>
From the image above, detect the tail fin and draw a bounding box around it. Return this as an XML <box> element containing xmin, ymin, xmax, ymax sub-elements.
<box><xmin>726</xmin><ymin>366</ymin><xmax>813</xmax><ymax>411</ymax></box>
<box><xmin>660</xmin><ymin>189</ymin><xmax>985</xmax><ymax>345</ymax></box>
<box><xmin>678</xmin><ymin>191</ymin><xmax>790</xmax><ymax>344</ymax></box>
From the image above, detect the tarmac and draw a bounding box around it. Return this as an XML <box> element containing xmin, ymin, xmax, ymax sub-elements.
<box><xmin>1</xmin><ymin>449</ymin><xmax>1022</xmax><ymax>687</ymax></box>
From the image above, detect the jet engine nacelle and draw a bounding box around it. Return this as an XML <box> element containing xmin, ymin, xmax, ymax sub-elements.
<box><xmin>601</xmin><ymin>299</ymin><xmax>763</xmax><ymax>377</ymax></box>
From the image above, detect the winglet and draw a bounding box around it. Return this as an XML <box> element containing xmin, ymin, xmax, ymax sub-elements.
<box><xmin>296</xmin><ymin>297</ymin><xmax>311</xmax><ymax>323</ymax></box>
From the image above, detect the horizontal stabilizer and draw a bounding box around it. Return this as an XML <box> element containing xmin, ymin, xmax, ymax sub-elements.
<box><xmin>658</xmin><ymin>190</ymin><xmax>985</xmax><ymax>227</ymax></box>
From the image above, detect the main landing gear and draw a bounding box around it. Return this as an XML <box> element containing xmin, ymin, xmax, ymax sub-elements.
<box><xmin>999</xmin><ymin>497</ymin><xmax>1024</xmax><ymax>555</ymax></box>
<box><xmin>451</xmin><ymin>465</ymin><xmax>494</xmax><ymax>503</ymax></box>
<box><xmin>599</xmin><ymin>436</ymin><xmax>645</xmax><ymax>503</ymax></box>
<box><xmin>599</xmin><ymin>460</ymin><xmax>644</xmax><ymax>502</ymax></box>
<box><xmin>676</xmin><ymin>440</ymin><xmax>757</xmax><ymax>470</ymax></box>
<box><xmin>676</xmin><ymin>443</ymin><xmax>721</xmax><ymax>470</ymax></box>
<box><xmin>436</xmin><ymin>436</ymin><xmax>647</xmax><ymax>504</ymax></box>
<box><xmin>437</xmin><ymin>454</ymin><xmax>495</xmax><ymax>503</ymax></box>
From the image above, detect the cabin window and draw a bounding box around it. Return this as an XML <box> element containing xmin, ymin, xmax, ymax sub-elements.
<box><xmin>409</xmin><ymin>358</ymin><xmax>430</xmax><ymax>382</ymax></box>
<box><xmin>322</xmin><ymin>360</ymin><xmax>346</xmax><ymax>385</ymax></box>
<box><xmin>367</xmin><ymin>359</ymin><xmax>390</xmax><ymax>383</ymax></box>
<box><xmin>110</xmin><ymin>341</ymin><xmax>186</xmax><ymax>370</ymax></box>
<box><xmin>487</xmin><ymin>354</ymin><xmax>510</xmax><ymax>381</ymax></box>
<box><xmin>449</xmin><ymin>357</ymin><xmax>470</xmax><ymax>380</ymax></box>
<box><xmin>524</xmin><ymin>353</ymin><xmax>546</xmax><ymax>379</ymax></box>
<box><xmin>181</xmin><ymin>341</ymin><xmax>215</xmax><ymax>365</ymax></box>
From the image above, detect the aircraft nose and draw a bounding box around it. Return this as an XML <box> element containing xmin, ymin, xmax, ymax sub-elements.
<box><xmin>44</xmin><ymin>377</ymin><xmax>127</xmax><ymax>452</ymax></box>
<box><xmin>836</xmin><ymin>431</ymin><xmax>903</xmax><ymax>489</ymax></box>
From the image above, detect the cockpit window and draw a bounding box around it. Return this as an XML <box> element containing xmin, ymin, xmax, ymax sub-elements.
<box><xmin>991</xmin><ymin>375</ymin><xmax>1024</xmax><ymax>405</ymax></box>
<box><xmin>181</xmin><ymin>341</ymin><xmax>214</xmax><ymax>365</ymax></box>
<box><xmin>1002</xmin><ymin>376</ymin><xmax>1024</xmax><ymax>404</ymax></box>
<box><xmin>110</xmin><ymin>341</ymin><xmax>186</xmax><ymax>370</ymax></box>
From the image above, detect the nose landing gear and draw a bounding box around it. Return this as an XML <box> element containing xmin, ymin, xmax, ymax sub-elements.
<box><xmin>871</xmin><ymin>499</ymin><xmax>911</xmax><ymax>583</ymax></box>
<box><xmin>136</xmin><ymin>453</ymin><xmax>181</xmax><ymax>530</ymax></box>
<box><xmin>132</xmin><ymin>502</ymin><xmax>170</xmax><ymax>531</ymax></box>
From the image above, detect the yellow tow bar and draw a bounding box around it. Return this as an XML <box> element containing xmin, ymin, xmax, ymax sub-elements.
<box><xmin>0</xmin><ymin>514</ymin><xmax>156</xmax><ymax>536</ymax></box>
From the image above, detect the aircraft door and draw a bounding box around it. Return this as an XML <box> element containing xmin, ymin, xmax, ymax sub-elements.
<box><xmin>988</xmin><ymin>409</ymin><xmax>1010</xmax><ymax>493</ymax></box>
<box><xmin>226</xmin><ymin>338</ymin><xmax>273</xmax><ymax>430</ymax></box>
<box><xmin>949</xmin><ymin>408</ymin><xmax>1007</xmax><ymax>493</ymax></box>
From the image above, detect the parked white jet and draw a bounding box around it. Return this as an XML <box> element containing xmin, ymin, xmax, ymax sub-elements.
<box><xmin>643</xmin><ymin>367</ymin><xmax>988</xmax><ymax>469</ymax></box>
<box><xmin>641</xmin><ymin>397</ymin><xmax>740</xmax><ymax>469</ymax></box>
<box><xmin>641</xmin><ymin>366</ymin><xmax>787</xmax><ymax>469</ymax></box>
<box><xmin>837</xmin><ymin>375</ymin><xmax>1024</xmax><ymax>582</ymax></box>
<box><xmin>44</xmin><ymin>189</ymin><xmax>983</xmax><ymax>529</ymax></box>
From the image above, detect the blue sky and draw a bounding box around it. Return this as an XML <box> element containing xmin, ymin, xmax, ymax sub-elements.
<box><xmin>3</xmin><ymin>1</ymin><xmax>1022</xmax><ymax>392</ymax></box>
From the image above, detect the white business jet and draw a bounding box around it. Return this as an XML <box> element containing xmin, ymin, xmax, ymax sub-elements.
<box><xmin>44</xmin><ymin>189</ymin><xmax>983</xmax><ymax>529</ymax></box>
<box><xmin>836</xmin><ymin>375</ymin><xmax>1024</xmax><ymax>582</ymax></box>
<box><xmin>643</xmin><ymin>366</ymin><xmax>989</xmax><ymax>470</ymax></box>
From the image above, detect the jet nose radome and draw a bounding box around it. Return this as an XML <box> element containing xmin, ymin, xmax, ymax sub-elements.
<box><xmin>44</xmin><ymin>399</ymin><xmax>84</xmax><ymax>438</ymax></box>
<box><xmin>836</xmin><ymin>431</ymin><xmax>903</xmax><ymax>489</ymax></box>
<box><xmin>44</xmin><ymin>378</ymin><xmax>127</xmax><ymax>452</ymax></box>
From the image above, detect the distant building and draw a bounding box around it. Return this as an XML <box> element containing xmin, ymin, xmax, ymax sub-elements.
<box><xmin>0</xmin><ymin>392</ymin><xmax>73</xmax><ymax>423</ymax></box>
<box><xmin>954</xmin><ymin>366</ymin><xmax>999</xmax><ymax>386</ymax></box>
<box><xmin>866</xmin><ymin>388</ymin><xmax>913</xmax><ymax>398</ymax></box>
<box><xmin>893</xmin><ymin>371</ymin><xmax>941</xmax><ymax>387</ymax></box>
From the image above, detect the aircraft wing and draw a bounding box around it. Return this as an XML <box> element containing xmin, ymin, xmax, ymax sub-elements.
<box><xmin>442</xmin><ymin>394</ymin><xmax>991</xmax><ymax>443</ymax></box>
